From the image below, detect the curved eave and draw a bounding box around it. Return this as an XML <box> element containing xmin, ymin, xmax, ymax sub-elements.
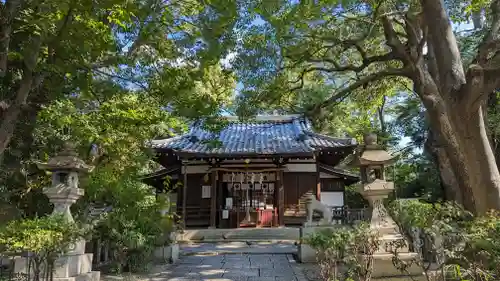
<box><xmin>157</xmin><ymin>150</ymin><xmax>316</xmax><ymax>159</ymax></box>
<box><xmin>140</xmin><ymin>166</ymin><xmax>181</xmax><ymax>184</ymax></box>
<box><xmin>319</xmin><ymin>163</ymin><xmax>360</xmax><ymax>185</ymax></box>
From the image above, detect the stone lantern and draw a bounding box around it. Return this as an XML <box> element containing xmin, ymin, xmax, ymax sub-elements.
<box><xmin>351</xmin><ymin>133</ymin><xmax>421</xmax><ymax>278</ymax></box>
<box><xmin>352</xmin><ymin>133</ymin><xmax>397</xmax><ymax>232</ymax></box>
<box><xmin>14</xmin><ymin>142</ymin><xmax>102</xmax><ymax>281</ymax></box>
<box><xmin>36</xmin><ymin>142</ymin><xmax>93</xmax><ymax>223</ymax></box>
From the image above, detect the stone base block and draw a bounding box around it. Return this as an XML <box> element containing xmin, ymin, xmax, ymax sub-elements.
<box><xmin>51</xmin><ymin>271</ymin><xmax>100</xmax><ymax>281</ymax></box>
<box><xmin>297</xmin><ymin>243</ymin><xmax>316</xmax><ymax>263</ymax></box>
<box><xmin>368</xmin><ymin>253</ymin><xmax>421</xmax><ymax>278</ymax></box>
<box><xmin>153</xmin><ymin>244</ymin><xmax>179</xmax><ymax>263</ymax></box>
<box><xmin>378</xmin><ymin>234</ymin><xmax>409</xmax><ymax>253</ymax></box>
<box><xmin>67</xmin><ymin>240</ymin><xmax>87</xmax><ymax>255</ymax></box>
<box><xmin>299</xmin><ymin>225</ymin><xmax>341</xmax><ymax>239</ymax></box>
<box><xmin>372</xmin><ymin>276</ymin><xmax>427</xmax><ymax>281</ymax></box>
<box><xmin>14</xmin><ymin>253</ymin><xmax>94</xmax><ymax>278</ymax></box>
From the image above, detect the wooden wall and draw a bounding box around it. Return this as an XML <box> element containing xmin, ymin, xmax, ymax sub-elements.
<box><xmin>177</xmin><ymin>173</ymin><xmax>212</xmax><ymax>227</ymax></box>
<box><xmin>282</xmin><ymin>172</ymin><xmax>316</xmax><ymax>225</ymax></box>
<box><xmin>320</xmin><ymin>178</ymin><xmax>345</xmax><ymax>192</ymax></box>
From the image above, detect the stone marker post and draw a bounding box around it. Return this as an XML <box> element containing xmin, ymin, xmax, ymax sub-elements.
<box><xmin>13</xmin><ymin>142</ymin><xmax>101</xmax><ymax>281</ymax></box>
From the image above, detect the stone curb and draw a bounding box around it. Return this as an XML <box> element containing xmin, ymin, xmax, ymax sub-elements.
<box><xmin>178</xmin><ymin>240</ymin><xmax>299</xmax><ymax>244</ymax></box>
<box><xmin>181</xmin><ymin>250</ymin><xmax>298</xmax><ymax>256</ymax></box>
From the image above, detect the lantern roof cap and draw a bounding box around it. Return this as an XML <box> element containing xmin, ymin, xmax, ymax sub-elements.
<box><xmin>349</xmin><ymin>133</ymin><xmax>396</xmax><ymax>166</ymax></box>
<box><xmin>36</xmin><ymin>142</ymin><xmax>93</xmax><ymax>173</ymax></box>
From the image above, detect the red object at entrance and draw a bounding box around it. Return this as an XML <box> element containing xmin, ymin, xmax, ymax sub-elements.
<box><xmin>257</xmin><ymin>208</ymin><xmax>276</xmax><ymax>227</ymax></box>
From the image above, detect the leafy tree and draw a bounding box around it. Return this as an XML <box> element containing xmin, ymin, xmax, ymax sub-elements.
<box><xmin>0</xmin><ymin>0</ymin><xmax>238</xmax><ymax>215</ymax></box>
<box><xmin>232</xmin><ymin>0</ymin><xmax>500</xmax><ymax>213</ymax></box>
<box><xmin>0</xmin><ymin>0</ymin><xmax>239</xmax><ymax>158</ymax></box>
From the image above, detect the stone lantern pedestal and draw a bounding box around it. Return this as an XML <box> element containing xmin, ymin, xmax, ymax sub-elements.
<box><xmin>352</xmin><ymin>134</ymin><xmax>422</xmax><ymax>279</ymax></box>
<box><xmin>13</xmin><ymin>143</ymin><xmax>100</xmax><ymax>281</ymax></box>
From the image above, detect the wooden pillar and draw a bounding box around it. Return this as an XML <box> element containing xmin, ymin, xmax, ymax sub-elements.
<box><xmin>315</xmin><ymin>161</ymin><xmax>321</xmax><ymax>201</ymax></box>
<box><xmin>217</xmin><ymin>170</ymin><xmax>223</xmax><ymax>228</ymax></box>
<box><xmin>210</xmin><ymin>170</ymin><xmax>217</xmax><ymax>228</ymax></box>
<box><xmin>182</xmin><ymin>162</ymin><xmax>187</xmax><ymax>229</ymax></box>
<box><xmin>277</xmin><ymin>169</ymin><xmax>285</xmax><ymax>226</ymax></box>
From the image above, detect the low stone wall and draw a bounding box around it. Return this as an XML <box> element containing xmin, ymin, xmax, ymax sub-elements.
<box><xmin>153</xmin><ymin>244</ymin><xmax>179</xmax><ymax>263</ymax></box>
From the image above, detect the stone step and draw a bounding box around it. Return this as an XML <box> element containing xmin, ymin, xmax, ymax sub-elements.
<box><xmin>178</xmin><ymin>228</ymin><xmax>300</xmax><ymax>242</ymax></box>
<box><xmin>179</xmin><ymin>241</ymin><xmax>298</xmax><ymax>255</ymax></box>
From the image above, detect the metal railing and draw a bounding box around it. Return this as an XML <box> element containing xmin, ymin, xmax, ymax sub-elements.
<box><xmin>331</xmin><ymin>207</ymin><xmax>370</xmax><ymax>224</ymax></box>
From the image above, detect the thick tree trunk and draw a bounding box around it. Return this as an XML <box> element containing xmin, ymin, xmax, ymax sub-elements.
<box><xmin>416</xmin><ymin>0</ymin><xmax>500</xmax><ymax>213</ymax></box>
<box><xmin>459</xmin><ymin>106</ymin><xmax>500</xmax><ymax>211</ymax></box>
<box><xmin>423</xmin><ymin>92</ymin><xmax>500</xmax><ymax>213</ymax></box>
<box><xmin>425</xmin><ymin>128</ymin><xmax>462</xmax><ymax>203</ymax></box>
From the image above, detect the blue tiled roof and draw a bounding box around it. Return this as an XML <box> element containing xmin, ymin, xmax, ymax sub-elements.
<box><xmin>150</xmin><ymin>115</ymin><xmax>356</xmax><ymax>155</ymax></box>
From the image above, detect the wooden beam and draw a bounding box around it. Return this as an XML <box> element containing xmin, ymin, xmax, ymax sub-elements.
<box><xmin>277</xmin><ymin>169</ymin><xmax>285</xmax><ymax>227</ymax></box>
<box><xmin>217</xmin><ymin>170</ymin><xmax>224</xmax><ymax>228</ymax></box>
<box><xmin>210</xmin><ymin>170</ymin><xmax>217</xmax><ymax>228</ymax></box>
<box><xmin>315</xmin><ymin>160</ymin><xmax>321</xmax><ymax>201</ymax></box>
<box><xmin>182</xmin><ymin>163</ymin><xmax>187</xmax><ymax>229</ymax></box>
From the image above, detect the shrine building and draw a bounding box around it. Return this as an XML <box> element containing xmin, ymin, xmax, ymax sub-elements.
<box><xmin>142</xmin><ymin>115</ymin><xmax>360</xmax><ymax>228</ymax></box>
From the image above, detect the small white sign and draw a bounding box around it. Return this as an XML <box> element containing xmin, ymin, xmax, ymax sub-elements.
<box><xmin>202</xmin><ymin>185</ymin><xmax>211</xmax><ymax>199</ymax></box>
<box><xmin>222</xmin><ymin>210</ymin><xmax>229</xmax><ymax>219</ymax></box>
<box><xmin>225</xmin><ymin>197</ymin><xmax>233</xmax><ymax>209</ymax></box>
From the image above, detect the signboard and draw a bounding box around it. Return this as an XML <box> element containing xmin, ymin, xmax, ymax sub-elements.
<box><xmin>202</xmin><ymin>185</ymin><xmax>211</xmax><ymax>199</ymax></box>
<box><xmin>225</xmin><ymin>197</ymin><xmax>233</xmax><ymax>209</ymax></box>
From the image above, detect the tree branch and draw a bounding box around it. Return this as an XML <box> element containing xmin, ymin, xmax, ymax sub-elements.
<box><xmin>48</xmin><ymin>6</ymin><xmax>74</xmax><ymax>64</ymax></box>
<box><xmin>0</xmin><ymin>0</ymin><xmax>22</xmax><ymax>77</ymax></box>
<box><xmin>309</xmin><ymin>67</ymin><xmax>410</xmax><ymax>114</ymax></box>
<box><xmin>307</xmin><ymin>52</ymin><xmax>398</xmax><ymax>73</ymax></box>
<box><xmin>474</xmin><ymin>0</ymin><xmax>500</xmax><ymax>65</ymax></box>
<box><xmin>420</xmin><ymin>0</ymin><xmax>466</xmax><ymax>95</ymax></box>
<box><xmin>0</xmin><ymin>34</ymin><xmax>42</xmax><ymax>156</ymax></box>
<box><xmin>381</xmin><ymin>16</ymin><xmax>409</xmax><ymax>62</ymax></box>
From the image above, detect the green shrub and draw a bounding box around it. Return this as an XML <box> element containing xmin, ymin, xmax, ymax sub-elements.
<box><xmin>389</xmin><ymin>199</ymin><xmax>500</xmax><ymax>281</ymax></box>
<box><xmin>304</xmin><ymin>223</ymin><xmax>380</xmax><ymax>281</ymax></box>
<box><xmin>97</xmin><ymin>195</ymin><xmax>174</xmax><ymax>273</ymax></box>
<box><xmin>0</xmin><ymin>215</ymin><xmax>86</xmax><ymax>281</ymax></box>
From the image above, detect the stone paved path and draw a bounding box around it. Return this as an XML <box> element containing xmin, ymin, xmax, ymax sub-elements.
<box><xmin>146</xmin><ymin>253</ymin><xmax>320</xmax><ymax>281</ymax></box>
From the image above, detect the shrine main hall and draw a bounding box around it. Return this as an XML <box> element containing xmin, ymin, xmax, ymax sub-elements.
<box><xmin>142</xmin><ymin>115</ymin><xmax>359</xmax><ymax>228</ymax></box>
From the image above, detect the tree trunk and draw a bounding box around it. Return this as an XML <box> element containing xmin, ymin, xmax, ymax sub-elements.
<box><xmin>422</xmin><ymin>89</ymin><xmax>500</xmax><ymax>213</ymax></box>
<box><xmin>487</xmin><ymin>93</ymin><xmax>500</xmax><ymax>166</ymax></box>
<box><xmin>416</xmin><ymin>0</ymin><xmax>500</xmax><ymax>213</ymax></box>
<box><xmin>424</xmin><ymin>128</ymin><xmax>462</xmax><ymax>203</ymax></box>
<box><xmin>459</xmin><ymin>105</ymin><xmax>500</xmax><ymax>212</ymax></box>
